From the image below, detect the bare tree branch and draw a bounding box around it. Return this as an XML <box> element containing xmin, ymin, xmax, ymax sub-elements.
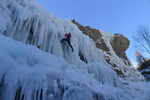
<box><xmin>134</xmin><ymin>25</ymin><xmax>150</xmax><ymax>55</ymax></box>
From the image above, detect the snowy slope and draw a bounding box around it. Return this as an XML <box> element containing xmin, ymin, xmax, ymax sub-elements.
<box><xmin>0</xmin><ymin>0</ymin><xmax>150</xmax><ymax>100</ymax></box>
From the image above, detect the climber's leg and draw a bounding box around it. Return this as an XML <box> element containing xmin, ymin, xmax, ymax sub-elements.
<box><xmin>67</xmin><ymin>40</ymin><xmax>74</xmax><ymax>52</ymax></box>
<box><xmin>61</xmin><ymin>38</ymin><xmax>66</xmax><ymax>44</ymax></box>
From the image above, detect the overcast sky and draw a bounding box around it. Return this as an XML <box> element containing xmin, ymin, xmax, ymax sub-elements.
<box><xmin>37</xmin><ymin>0</ymin><xmax>150</xmax><ymax>66</ymax></box>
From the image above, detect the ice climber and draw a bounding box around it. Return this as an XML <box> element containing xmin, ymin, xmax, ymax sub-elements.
<box><xmin>61</xmin><ymin>33</ymin><xmax>74</xmax><ymax>52</ymax></box>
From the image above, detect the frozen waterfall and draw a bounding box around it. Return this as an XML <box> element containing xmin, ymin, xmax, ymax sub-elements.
<box><xmin>0</xmin><ymin>0</ymin><xmax>150</xmax><ymax>100</ymax></box>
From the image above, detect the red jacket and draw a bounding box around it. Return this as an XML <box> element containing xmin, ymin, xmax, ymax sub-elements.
<box><xmin>65</xmin><ymin>33</ymin><xmax>71</xmax><ymax>39</ymax></box>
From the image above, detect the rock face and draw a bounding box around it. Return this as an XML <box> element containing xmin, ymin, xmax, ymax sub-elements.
<box><xmin>72</xmin><ymin>20</ymin><xmax>130</xmax><ymax>66</ymax></box>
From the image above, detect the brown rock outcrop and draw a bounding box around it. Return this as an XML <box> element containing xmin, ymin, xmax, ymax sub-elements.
<box><xmin>72</xmin><ymin>19</ymin><xmax>109</xmax><ymax>52</ymax></box>
<box><xmin>110</xmin><ymin>34</ymin><xmax>130</xmax><ymax>65</ymax></box>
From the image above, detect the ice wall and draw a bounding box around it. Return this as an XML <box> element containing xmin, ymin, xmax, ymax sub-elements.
<box><xmin>0</xmin><ymin>35</ymin><xmax>126</xmax><ymax>100</ymax></box>
<box><xmin>0</xmin><ymin>34</ymin><xmax>149</xmax><ymax>100</ymax></box>
<box><xmin>0</xmin><ymin>0</ymin><xmax>103</xmax><ymax>66</ymax></box>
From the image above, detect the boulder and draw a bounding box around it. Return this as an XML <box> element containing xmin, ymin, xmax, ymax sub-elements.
<box><xmin>110</xmin><ymin>34</ymin><xmax>130</xmax><ymax>60</ymax></box>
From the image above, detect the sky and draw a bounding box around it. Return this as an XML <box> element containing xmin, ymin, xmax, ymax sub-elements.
<box><xmin>37</xmin><ymin>0</ymin><xmax>150</xmax><ymax>66</ymax></box>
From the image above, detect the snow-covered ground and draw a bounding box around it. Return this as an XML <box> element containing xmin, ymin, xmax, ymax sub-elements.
<box><xmin>0</xmin><ymin>0</ymin><xmax>150</xmax><ymax>100</ymax></box>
